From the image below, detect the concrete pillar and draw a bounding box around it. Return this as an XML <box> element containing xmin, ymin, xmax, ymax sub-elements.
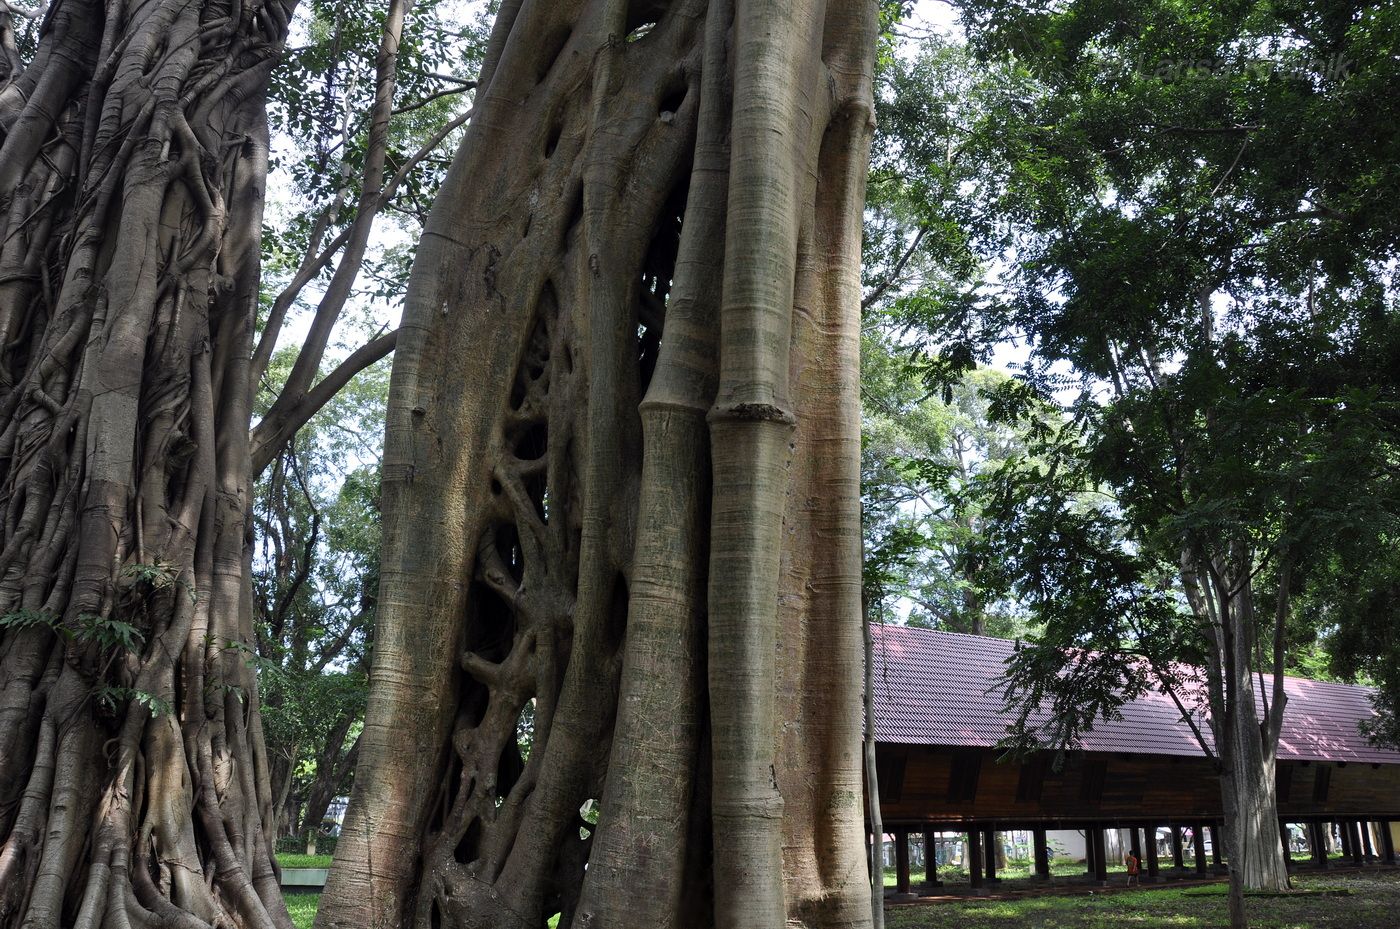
<box><xmin>984</xmin><ymin>828</ymin><xmax>1000</xmax><ymax>883</ymax></box>
<box><xmin>1145</xmin><ymin>825</ymin><xmax>1161</xmax><ymax>881</ymax></box>
<box><xmin>1350</xmin><ymin>821</ymin><xmax>1365</xmax><ymax>865</ymax></box>
<box><xmin>1193</xmin><ymin>824</ymin><xmax>1208</xmax><ymax>874</ymax></box>
<box><xmin>1171</xmin><ymin>825</ymin><xmax>1185</xmax><ymax>873</ymax></box>
<box><xmin>1085</xmin><ymin>828</ymin><xmax>1097</xmax><ymax>875</ymax></box>
<box><xmin>1362</xmin><ymin>820</ymin><xmax>1376</xmax><ymax>861</ymax></box>
<box><xmin>1033</xmin><ymin>828</ymin><xmax>1051</xmax><ymax>880</ymax></box>
<box><xmin>1340</xmin><ymin>820</ymin><xmax>1354</xmax><ymax>859</ymax></box>
<box><xmin>1129</xmin><ymin>826</ymin><xmax>1142</xmax><ymax>865</ymax></box>
<box><xmin>922</xmin><ymin>830</ymin><xmax>943</xmax><ymax>889</ymax></box>
<box><xmin>1381</xmin><ymin>820</ymin><xmax>1397</xmax><ymax>865</ymax></box>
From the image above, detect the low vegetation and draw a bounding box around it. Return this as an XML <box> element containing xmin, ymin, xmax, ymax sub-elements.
<box><xmin>285</xmin><ymin>893</ymin><xmax>321</xmax><ymax>929</ymax></box>
<box><xmin>276</xmin><ymin>854</ymin><xmax>335</xmax><ymax>870</ymax></box>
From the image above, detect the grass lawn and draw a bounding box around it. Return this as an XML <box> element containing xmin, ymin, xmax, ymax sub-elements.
<box><xmin>886</xmin><ymin>870</ymin><xmax>1400</xmax><ymax>928</ymax></box>
<box><xmin>277</xmin><ymin>853</ymin><xmax>334</xmax><ymax>869</ymax></box>
<box><xmin>286</xmin><ymin>893</ymin><xmax>320</xmax><ymax>929</ymax></box>
<box><xmin>279</xmin><ymin>865</ymin><xmax>1396</xmax><ymax>927</ymax></box>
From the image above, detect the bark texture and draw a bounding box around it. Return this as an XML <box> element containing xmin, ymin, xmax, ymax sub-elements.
<box><xmin>0</xmin><ymin>1</ymin><xmax>296</xmax><ymax>926</ymax></box>
<box><xmin>318</xmin><ymin>1</ymin><xmax>877</xmax><ymax>927</ymax></box>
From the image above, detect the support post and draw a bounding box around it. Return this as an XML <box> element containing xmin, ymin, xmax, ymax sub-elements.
<box><xmin>921</xmin><ymin>830</ymin><xmax>943</xmax><ymax>890</ymax></box>
<box><xmin>984</xmin><ymin>828</ymin><xmax>1000</xmax><ymax>883</ymax></box>
<box><xmin>895</xmin><ymin>829</ymin><xmax>912</xmax><ymax>895</ymax></box>
<box><xmin>1313</xmin><ymin>822</ymin><xmax>1329</xmax><ymax>869</ymax></box>
<box><xmin>1381</xmin><ymin>821</ymin><xmax>1397</xmax><ymax>865</ymax></box>
<box><xmin>1340</xmin><ymin>820</ymin><xmax>1354</xmax><ymax>859</ymax></box>
<box><xmin>1350</xmin><ymin>821</ymin><xmax>1365</xmax><ymax>866</ymax></box>
<box><xmin>1171</xmin><ymin>825</ymin><xmax>1185</xmax><ymax>873</ymax></box>
<box><xmin>1033</xmin><ymin>828</ymin><xmax>1051</xmax><ymax>881</ymax></box>
<box><xmin>1210</xmin><ymin>823</ymin><xmax>1225</xmax><ymax>873</ymax></box>
<box><xmin>1129</xmin><ymin>826</ymin><xmax>1142</xmax><ymax>867</ymax></box>
<box><xmin>1085</xmin><ymin>828</ymin><xmax>1097</xmax><ymax>876</ymax></box>
<box><xmin>1362</xmin><ymin>820</ymin><xmax>1376</xmax><ymax>862</ymax></box>
<box><xmin>1145</xmin><ymin>825</ymin><xmax>1161</xmax><ymax>882</ymax></box>
<box><xmin>1193</xmin><ymin>824</ymin><xmax>1208</xmax><ymax>875</ymax></box>
<box><xmin>1280</xmin><ymin>821</ymin><xmax>1293</xmax><ymax>870</ymax></box>
<box><xmin>968</xmin><ymin>828</ymin><xmax>984</xmax><ymax>889</ymax></box>
<box><xmin>1092</xmin><ymin>827</ymin><xmax>1108</xmax><ymax>886</ymax></box>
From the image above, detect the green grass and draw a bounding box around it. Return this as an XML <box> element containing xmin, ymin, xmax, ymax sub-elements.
<box><xmin>277</xmin><ymin>853</ymin><xmax>334</xmax><ymax>869</ymax></box>
<box><xmin>286</xmin><ymin>893</ymin><xmax>320</xmax><ymax>929</ymax></box>
<box><xmin>885</xmin><ymin>870</ymin><xmax>1400</xmax><ymax>928</ymax></box>
<box><xmin>884</xmin><ymin>856</ymin><xmax>1135</xmax><ymax>886</ymax></box>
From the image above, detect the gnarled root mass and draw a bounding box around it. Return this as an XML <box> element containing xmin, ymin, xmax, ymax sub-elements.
<box><xmin>320</xmin><ymin>1</ymin><xmax>877</xmax><ymax>927</ymax></box>
<box><xmin>0</xmin><ymin>1</ymin><xmax>294</xmax><ymax>927</ymax></box>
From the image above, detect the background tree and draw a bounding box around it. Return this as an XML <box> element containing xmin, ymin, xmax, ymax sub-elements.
<box><xmin>858</xmin><ymin>14</ymin><xmax>1033</xmax><ymax>639</ymax></box>
<box><xmin>862</xmin><ymin>358</ymin><xmax>1030</xmax><ymax>636</ymax></box>
<box><xmin>319</xmin><ymin>1</ymin><xmax>880</xmax><ymax>927</ymax></box>
<box><xmin>253</xmin><ymin>347</ymin><xmax>388</xmax><ymax>850</ymax></box>
<box><xmin>875</xmin><ymin>0</ymin><xmax>1400</xmax><ymax>919</ymax></box>
<box><xmin>248</xmin><ymin>0</ymin><xmax>483</xmax><ymax>860</ymax></box>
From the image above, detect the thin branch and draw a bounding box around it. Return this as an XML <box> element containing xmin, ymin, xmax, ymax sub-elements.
<box><xmin>392</xmin><ymin>81</ymin><xmax>475</xmax><ymax>117</ymax></box>
<box><xmin>1263</xmin><ymin>556</ymin><xmax>1292</xmax><ymax>753</ymax></box>
<box><xmin>1147</xmin><ymin>123</ymin><xmax>1260</xmax><ymax>135</ymax></box>
<box><xmin>251</xmin><ymin>329</ymin><xmax>398</xmax><ymax>475</ymax></box>
<box><xmin>1125</xmin><ymin>611</ymin><xmax>1218</xmax><ymax>762</ymax></box>
<box><xmin>861</xmin><ymin>226</ymin><xmax>928</xmax><ymax>310</ymax></box>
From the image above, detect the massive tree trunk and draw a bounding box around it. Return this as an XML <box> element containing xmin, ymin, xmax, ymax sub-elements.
<box><xmin>0</xmin><ymin>1</ymin><xmax>296</xmax><ymax>926</ymax></box>
<box><xmin>318</xmin><ymin>1</ymin><xmax>877</xmax><ymax>927</ymax></box>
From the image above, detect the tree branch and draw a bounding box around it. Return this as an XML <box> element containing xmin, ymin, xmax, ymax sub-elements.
<box><xmin>392</xmin><ymin>81</ymin><xmax>475</xmax><ymax>117</ymax></box>
<box><xmin>253</xmin><ymin>0</ymin><xmax>409</xmax><ymax>445</ymax></box>
<box><xmin>251</xmin><ymin>329</ymin><xmax>398</xmax><ymax>476</ymax></box>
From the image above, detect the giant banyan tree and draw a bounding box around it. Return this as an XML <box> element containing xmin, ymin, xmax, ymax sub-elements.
<box><xmin>319</xmin><ymin>0</ymin><xmax>878</xmax><ymax>927</ymax></box>
<box><xmin>0</xmin><ymin>1</ymin><xmax>296</xmax><ymax>926</ymax></box>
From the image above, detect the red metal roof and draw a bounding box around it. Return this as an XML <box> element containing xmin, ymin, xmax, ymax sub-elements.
<box><xmin>871</xmin><ymin>624</ymin><xmax>1400</xmax><ymax>765</ymax></box>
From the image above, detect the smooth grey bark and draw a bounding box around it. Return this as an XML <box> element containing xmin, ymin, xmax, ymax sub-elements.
<box><xmin>320</xmin><ymin>1</ymin><xmax>877</xmax><ymax>927</ymax></box>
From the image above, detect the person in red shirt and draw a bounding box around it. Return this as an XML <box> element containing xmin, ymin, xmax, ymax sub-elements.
<box><xmin>1125</xmin><ymin>852</ymin><xmax>1141</xmax><ymax>886</ymax></box>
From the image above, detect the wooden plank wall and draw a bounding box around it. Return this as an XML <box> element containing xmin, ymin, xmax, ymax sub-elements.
<box><xmin>877</xmin><ymin>745</ymin><xmax>1400</xmax><ymax>826</ymax></box>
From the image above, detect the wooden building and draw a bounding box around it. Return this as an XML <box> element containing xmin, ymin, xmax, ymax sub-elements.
<box><xmin>871</xmin><ymin>626</ymin><xmax>1400</xmax><ymax>893</ymax></box>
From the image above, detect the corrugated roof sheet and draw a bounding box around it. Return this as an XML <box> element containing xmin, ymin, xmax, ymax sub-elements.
<box><xmin>871</xmin><ymin>624</ymin><xmax>1400</xmax><ymax>765</ymax></box>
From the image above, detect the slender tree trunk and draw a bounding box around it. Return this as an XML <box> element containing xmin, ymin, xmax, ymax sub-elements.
<box><xmin>1184</xmin><ymin>551</ymin><xmax>1290</xmax><ymax>929</ymax></box>
<box><xmin>300</xmin><ymin>730</ymin><xmax>360</xmax><ymax>842</ymax></box>
<box><xmin>0</xmin><ymin>1</ymin><xmax>296</xmax><ymax>926</ymax></box>
<box><xmin>863</xmin><ymin>598</ymin><xmax>885</xmax><ymax>929</ymax></box>
<box><xmin>1216</xmin><ymin>584</ymin><xmax>1290</xmax><ymax>896</ymax></box>
<box><xmin>270</xmin><ymin>747</ymin><xmax>299</xmax><ymax>837</ymax></box>
<box><xmin>318</xmin><ymin>1</ymin><xmax>877</xmax><ymax>927</ymax></box>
